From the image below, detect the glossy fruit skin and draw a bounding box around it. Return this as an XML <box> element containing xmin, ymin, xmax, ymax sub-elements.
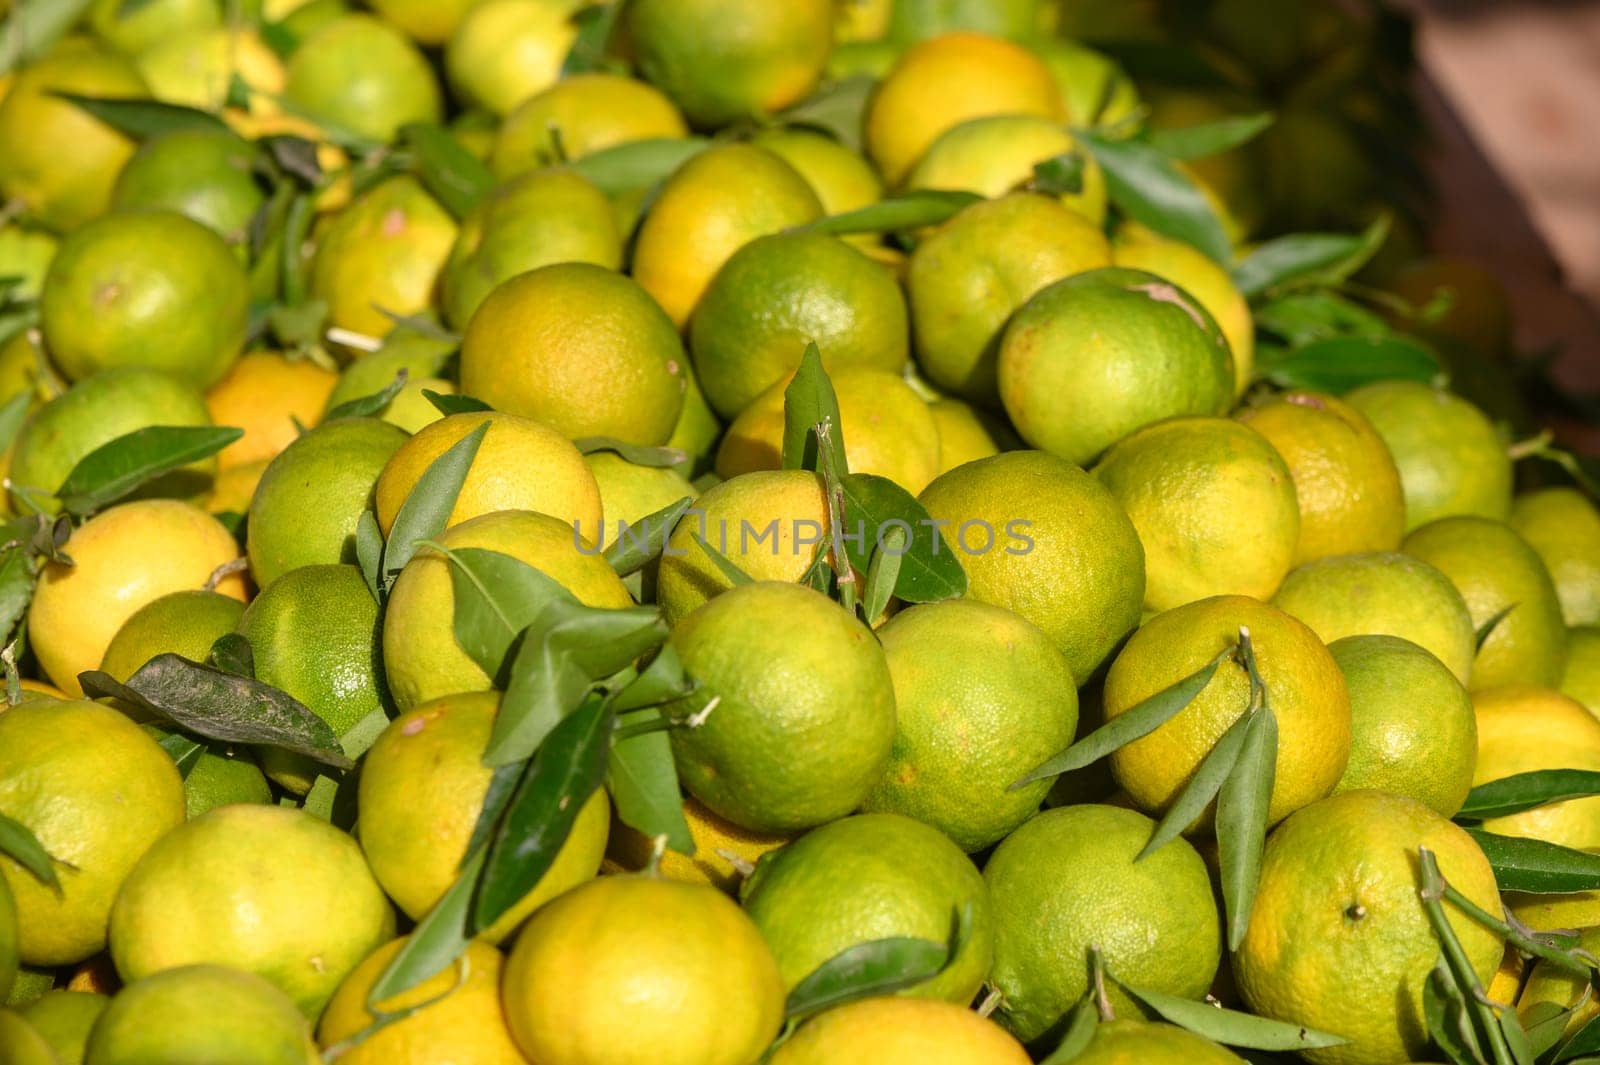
<box><xmin>112</xmin><ymin>128</ymin><xmax>265</xmax><ymax>247</ymax></box>
<box><xmin>491</xmin><ymin>74</ymin><xmax>688</xmax><ymax>178</ymax></box>
<box><xmin>1472</xmin><ymin>685</ymin><xmax>1600</xmax><ymax>852</ymax></box>
<box><xmin>283</xmin><ymin>15</ymin><xmax>443</xmax><ymax>143</ymax></box>
<box><xmin>1510</xmin><ymin>487</ymin><xmax>1600</xmax><ymax>627</ymax></box>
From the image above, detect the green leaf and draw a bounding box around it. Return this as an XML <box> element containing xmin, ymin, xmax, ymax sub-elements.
<box><xmin>441</xmin><ymin>546</ymin><xmax>579</xmax><ymax>683</ymax></box>
<box><xmin>1011</xmin><ymin>647</ymin><xmax>1231</xmax><ymax>789</ymax></box>
<box><xmin>782</xmin><ymin>937</ymin><xmax>951</xmax><ymax>1021</ymax></box>
<box><xmin>79</xmin><ymin>656</ymin><xmax>353</xmax><ymax>771</ymax></box>
<box><xmin>692</xmin><ymin>534</ymin><xmax>756</xmax><ymax>588</ymax></box>
<box><xmin>1116</xmin><ymin>977</ymin><xmax>1347</xmax><ymax>1051</ymax></box>
<box><xmin>1465</xmin><ymin>829</ymin><xmax>1600</xmax><ymax>894</ymax></box>
<box><xmin>570</xmin><ymin>137</ymin><xmax>710</xmax><ymax>198</ymax></box>
<box><xmin>1424</xmin><ymin>963</ymin><xmax>1483</xmax><ymax>1065</ymax></box>
<box><xmin>603</xmin><ymin>496</ymin><xmax>693</xmax><ymax>577</ymax></box>
<box><xmin>1139</xmin><ymin>703</ymin><xmax>1255</xmax><ymax>862</ymax></box>
<box><xmin>400</xmin><ymin>123</ymin><xmax>495</xmax><ymax>221</ymax></box>
<box><xmin>1144</xmin><ymin>113</ymin><xmax>1274</xmax><ymax>161</ymax></box>
<box><xmin>208</xmin><ymin>633</ymin><xmax>254</xmax><ymax>679</ymax></box>
<box><xmin>423</xmin><ymin>391</ymin><xmax>492</xmax><ymax>416</ymax></box>
<box><xmin>325</xmin><ymin>371</ymin><xmax>407</xmax><ymax>421</ymax></box>
<box><xmin>777</xmin><ymin>76</ymin><xmax>874</xmax><ymax>152</ymax></box>
<box><xmin>1039</xmin><ymin>998</ymin><xmax>1100</xmax><ymax>1064</ymax></box>
<box><xmin>799</xmin><ymin>190</ymin><xmax>981</xmax><ymax>237</ymax></box>
<box><xmin>1231</xmin><ymin>216</ymin><xmax>1391</xmax><ymax>299</ymax></box>
<box><xmin>0</xmin><ymin>541</ymin><xmax>38</xmax><ymax>655</ymax></box>
<box><xmin>1500</xmin><ymin>1008</ymin><xmax>1537</xmax><ymax>1065</ymax></box>
<box><xmin>154</xmin><ymin>730</ymin><xmax>206</xmax><ymax>779</ymax></box>
<box><xmin>51</xmin><ymin>92</ymin><xmax>231</xmax><ymax>139</ymax></box>
<box><xmin>1216</xmin><ymin>706</ymin><xmax>1277</xmax><ymax>950</ymax></box>
<box><xmin>460</xmin><ymin>762</ymin><xmax>523</xmax><ymax>871</ymax></box>
<box><xmin>574</xmin><ymin>437</ymin><xmax>688</xmax><ymax>469</ymax></box>
<box><xmin>56</xmin><ymin>425</ymin><xmax>244</xmax><ymax>517</ymax></box>
<box><xmin>1558</xmin><ymin>1013</ymin><xmax>1600</xmax><ymax>1061</ymax></box>
<box><xmin>836</xmin><ymin>473</ymin><xmax>965</xmax><ymax>604</ymax></box>
<box><xmin>1258</xmin><ymin>334</ymin><xmax>1440</xmax><ymax>392</ymax></box>
<box><xmin>1521</xmin><ymin>1000</ymin><xmax>1577</xmax><ymax>1059</ymax></box>
<box><xmin>1475</xmin><ymin>603</ymin><xmax>1518</xmax><ymax>654</ymax></box>
<box><xmin>0</xmin><ymin>391</ymin><xmax>33</xmax><ymax>457</ymax></box>
<box><xmin>474</xmin><ymin>694</ymin><xmax>613</xmax><ymax>931</ymax></box>
<box><xmin>1032</xmin><ymin>150</ymin><xmax>1086</xmax><ymax>196</ymax></box>
<box><xmin>1458</xmin><ymin>769</ymin><xmax>1600</xmax><ymax>822</ymax></box>
<box><xmin>562</xmin><ymin>2</ymin><xmax>625</xmax><ymax>75</ymax></box>
<box><xmin>860</xmin><ymin>526</ymin><xmax>906</xmax><ymax>623</ymax></box>
<box><xmin>781</xmin><ymin>343</ymin><xmax>846</xmax><ymax>478</ymax></box>
<box><xmin>355</xmin><ymin>510</ymin><xmax>384</xmax><ymax>604</ymax></box>
<box><xmin>0</xmin><ymin>810</ymin><xmax>64</xmax><ymax>891</ymax></box>
<box><xmin>1254</xmin><ymin>291</ymin><xmax>1391</xmax><ymax>346</ymax></box>
<box><xmin>609</xmin><ymin>705</ymin><xmax>694</xmax><ymax>854</ymax></box>
<box><xmin>369</xmin><ymin>847</ymin><xmax>484</xmax><ymax>1003</ymax></box>
<box><xmin>0</xmin><ymin>0</ymin><xmax>95</xmax><ymax>75</ymax></box>
<box><xmin>381</xmin><ymin>422</ymin><xmax>489</xmax><ymax>590</ymax></box>
<box><xmin>1075</xmin><ymin>129</ymin><xmax>1231</xmax><ymax>263</ymax></box>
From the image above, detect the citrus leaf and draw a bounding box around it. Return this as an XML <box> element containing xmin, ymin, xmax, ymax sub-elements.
<box><xmin>1475</xmin><ymin>603</ymin><xmax>1519</xmax><ymax>654</ymax></box>
<box><xmin>781</xmin><ymin>343</ymin><xmax>846</xmax><ymax>478</ymax></box>
<box><xmin>1458</xmin><ymin>770</ymin><xmax>1600</xmax><ymax>822</ymax></box>
<box><xmin>56</xmin><ymin>425</ymin><xmax>243</xmax><ymax>517</ymax></box>
<box><xmin>0</xmin><ymin>541</ymin><xmax>37</xmax><ymax>653</ymax></box>
<box><xmin>1231</xmin><ymin>216</ymin><xmax>1390</xmax><ymax>298</ymax></box>
<box><xmin>798</xmin><ymin>190</ymin><xmax>980</xmax><ymax>237</ymax></box>
<box><xmin>1139</xmin><ymin>701</ymin><xmax>1255</xmax><ymax>862</ymax></box>
<box><xmin>1039</xmin><ymin>997</ymin><xmax>1100</xmax><ymax>1064</ymax></box>
<box><xmin>783</xmin><ymin>937</ymin><xmax>950</xmax><ymax>1020</ymax></box>
<box><xmin>1464</xmin><ymin>829</ymin><xmax>1600</xmax><ymax>894</ymax></box>
<box><xmin>0</xmin><ymin>0</ymin><xmax>94</xmax><ymax>75</ymax></box>
<box><xmin>608</xmin><ymin>705</ymin><xmax>694</xmax><ymax>854</ymax></box>
<box><xmin>692</xmin><ymin>533</ymin><xmax>756</xmax><ymax>588</ymax></box>
<box><xmin>325</xmin><ymin>371</ymin><xmax>407</xmax><ymax>421</ymax></box>
<box><xmin>1144</xmin><ymin>112</ymin><xmax>1274</xmax><ymax>160</ymax></box>
<box><xmin>611</xmin><ymin>644</ymin><xmax>695</xmax><ymax>714</ymax></box>
<box><xmin>569</xmin><ymin>137</ymin><xmax>710</xmax><ymax>197</ymax></box>
<box><xmin>1074</xmin><ymin>129</ymin><xmax>1231</xmax><ymax>263</ymax></box>
<box><xmin>778</xmin><ymin>75</ymin><xmax>874</xmax><ymax>152</ymax></box>
<box><xmin>1254</xmin><ymin>290</ymin><xmax>1391</xmax><ymax>346</ymax></box>
<box><xmin>836</xmin><ymin>473</ymin><xmax>965</xmax><ymax>604</ymax></box>
<box><xmin>369</xmin><ymin>846</ymin><xmax>484</xmax><ymax>1003</ymax></box>
<box><xmin>460</xmin><ymin>762</ymin><xmax>523</xmax><ymax>872</ymax></box>
<box><xmin>1217</xmin><ymin>706</ymin><xmax>1277</xmax><ymax>950</ymax></box>
<box><xmin>1424</xmin><ymin>962</ymin><xmax>1483</xmax><ymax>1065</ymax></box>
<box><xmin>603</xmin><ymin>496</ymin><xmax>693</xmax><ymax>577</ymax></box>
<box><xmin>1522</xmin><ymin>1000</ymin><xmax>1578</xmax><ymax>1058</ymax></box>
<box><xmin>423</xmin><ymin>391</ymin><xmax>492</xmax><ymax>416</ymax></box>
<box><xmin>208</xmin><ymin>632</ymin><xmax>254</xmax><ymax>679</ymax></box>
<box><xmin>1258</xmin><ymin>334</ymin><xmax>1440</xmax><ymax>392</ymax></box>
<box><xmin>153</xmin><ymin>729</ymin><xmax>206</xmax><ymax>778</ymax></box>
<box><xmin>374</xmin><ymin>310</ymin><xmax>458</xmax><ymax>343</ymax></box>
<box><xmin>1011</xmin><ymin>647</ymin><xmax>1231</xmax><ymax>789</ymax></box>
<box><xmin>1500</xmin><ymin>1007</ymin><xmax>1537</xmax><ymax>1065</ymax></box>
<box><xmin>440</xmin><ymin>546</ymin><xmax>579</xmax><ymax>683</ymax></box>
<box><xmin>0</xmin><ymin>391</ymin><xmax>32</xmax><ymax>456</ymax></box>
<box><xmin>401</xmin><ymin>123</ymin><xmax>494</xmax><ymax>220</ymax></box>
<box><xmin>79</xmin><ymin>655</ymin><xmax>352</xmax><ymax>770</ymax></box>
<box><xmin>381</xmin><ymin>421</ymin><xmax>489</xmax><ymax>590</ymax></box>
<box><xmin>355</xmin><ymin>509</ymin><xmax>384</xmax><ymax>604</ymax></box>
<box><xmin>860</xmin><ymin>525</ymin><xmax>906</xmax><ymax>623</ymax></box>
<box><xmin>51</xmin><ymin>92</ymin><xmax>231</xmax><ymax>139</ymax></box>
<box><xmin>1558</xmin><ymin>1013</ymin><xmax>1600</xmax><ymax>1061</ymax></box>
<box><xmin>562</xmin><ymin>2</ymin><xmax>625</xmax><ymax>75</ymax></box>
<box><xmin>0</xmin><ymin>810</ymin><xmax>65</xmax><ymax>890</ymax></box>
<box><xmin>474</xmin><ymin>694</ymin><xmax>613</xmax><ymax>931</ymax></box>
<box><xmin>1032</xmin><ymin>150</ymin><xmax>1086</xmax><ymax>196</ymax></box>
<box><xmin>574</xmin><ymin>437</ymin><xmax>688</xmax><ymax>469</ymax></box>
<box><xmin>1115</xmin><ymin>977</ymin><xmax>1347</xmax><ymax>1051</ymax></box>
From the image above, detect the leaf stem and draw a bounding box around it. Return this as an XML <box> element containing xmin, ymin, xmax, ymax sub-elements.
<box><xmin>1442</xmin><ymin>882</ymin><xmax>1598</xmax><ymax>975</ymax></box>
<box><xmin>1418</xmin><ymin>847</ymin><xmax>1518</xmax><ymax>1065</ymax></box>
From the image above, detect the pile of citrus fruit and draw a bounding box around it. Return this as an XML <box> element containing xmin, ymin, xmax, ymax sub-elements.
<box><xmin>0</xmin><ymin>1</ymin><xmax>1597</xmax><ymax>1064</ymax></box>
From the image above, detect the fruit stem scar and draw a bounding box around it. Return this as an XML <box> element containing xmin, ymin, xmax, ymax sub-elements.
<box><xmin>1344</xmin><ymin>903</ymin><xmax>1367</xmax><ymax>920</ymax></box>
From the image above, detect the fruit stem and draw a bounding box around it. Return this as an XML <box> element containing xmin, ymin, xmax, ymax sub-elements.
<box><xmin>1418</xmin><ymin>847</ymin><xmax>1519</xmax><ymax>1065</ymax></box>
<box><xmin>204</xmin><ymin>556</ymin><xmax>249</xmax><ymax>592</ymax></box>
<box><xmin>1089</xmin><ymin>946</ymin><xmax>1116</xmax><ymax>1022</ymax></box>
<box><xmin>1506</xmin><ymin>430</ymin><xmax>1555</xmax><ymax>463</ymax></box>
<box><xmin>976</xmin><ymin>986</ymin><xmax>1003</xmax><ymax>1019</ymax></box>
<box><xmin>1442</xmin><ymin>882</ymin><xmax>1598</xmax><ymax>975</ymax></box>
<box><xmin>645</xmin><ymin>834</ymin><xmax>667</xmax><ymax>877</ymax></box>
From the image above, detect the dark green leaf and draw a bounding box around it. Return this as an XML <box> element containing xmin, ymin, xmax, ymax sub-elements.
<box><xmin>369</xmin><ymin>847</ymin><xmax>484</xmax><ymax>1003</ymax></box>
<box><xmin>1475</xmin><ymin>603</ymin><xmax>1519</xmax><ymax>654</ymax></box>
<box><xmin>604</xmin><ymin>496</ymin><xmax>693</xmax><ymax>577</ymax></box>
<box><xmin>1465</xmin><ymin>829</ymin><xmax>1600</xmax><ymax>894</ymax></box>
<box><xmin>1231</xmin><ymin>216</ymin><xmax>1390</xmax><ymax>298</ymax></box>
<box><xmin>609</xmin><ymin>706</ymin><xmax>693</xmax><ymax>854</ymax></box>
<box><xmin>777</xmin><ymin>76</ymin><xmax>874</xmax><ymax>152</ymax></box>
<box><xmin>1032</xmin><ymin>151</ymin><xmax>1086</xmax><ymax>196</ymax></box>
<box><xmin>56</xmin><ymin>425</ymin><xmax>244</xmax><ymax>517</ymax></box>
<box><xmin>1258</xmin><ymin>334</ymin><xmax>1440</xmax><ymax>392</ymax></box>
<box><xmin>570</xmin><ymin>137</ymin><xmax>710</xmax><ymax>197</ymax></box>
<box><xmin>474</xmin><ymin>695</ymin><xmax>613</xmax><ymax>931</ymax></box>
<box><xmin>0</xmin><ymin>542</ymin><xmax>37</xmax><ymax>652</ymax></box>
<box><xmin>1139</xmin><ymin>703</ymin><xmax>1255</xmax><ymax>861</ymax></box>
<box><xmin>1500</xmin><ymin>1008</ymin><xmax>1536</xmax><ymax>1065</ymax></box>
<box><xmin>401</xmin><ymin>123</ymin><xmax>495</xmax><ymax>220</ymax></box>
<box><xmin>0</xmin><ymin>0</ymin><xmax>95</xmax><ymax>75</ymax></box>
<box><xmin>266</xmin><ymin>300</ymin><xmax>328</xmax><ymax>353</ymax></box>
<box><xmin>692</xmin><ymin>534</ymin><xmax>756</xmax><ymax>589</ymax></box>
<box><xmin>781</xmin><ymin>343</ymin><xmax>846</xmax><ymax>478</ymax></box>
<box><xmin>574</xmin><ymin>437</ymin><xmax>688</xmax><ymax>469</ymax></box>
<box><xmin>0</xmin><ymin>809</ymin><xmax>65</xmax><ymax>890</ymax></box>
<box><xmin>1039</xmin><ymin>998</ymin><xmax>1100</xmax><ymax>1064</ymax></box>
<box><xmin>1144</xmin><ymin>113</ymin><xmax>1274</xmax><ymax>161</ymax></box>
<box><xmin>562</xmin><ymin>2</ymin><xmax>624</xmax><ymax>75</ymax></box>
<box><xmin>325</xmin><ymin>371</ymin><xmax>407</xmax><ymax>421</ymax></box>
<box><xmin>0</xmin><ymin>391</ymin><xmax>32</xmax><ymax>456</ymax></box>
<box><xmin>611</xmin><ymin>644</ymin><xmax>696</xmax><ymax>713</ymax></box>
<box><xmin>79</xmin><ymin>656</ymin><xmax>352</xmax><ymax>770</ymax></box>
<box><xmin>1458</xmin><ymin>769</ymin><xmax>1600</xmax><ymax>822</ymax></box>
<box><xmin>1558</xmin><ymin>1013</ymin><xmax>1600</xmax><ymax>1061</ymax></box>
<box><xmin>860</xmin><ymin>526</ymin><xmax>907</xmax><ymax>623</ymax></box>
<box><xmin>1254</xmin><ymin>291</ymin><xmax>1390</xmax><ymax>346</ymax></box>
<box><xmin>1217</xmin><ymin>707</ymin><xmax>1277</xmax><ymax>950</ymax></box>
<box><xmin>423</xmin><ymin>391</ymin><xmax>492</xmax><ymax>416</ymax></box>
<box><xmin>1521</xmin><ymin>1000</ymin><xmax>1576</xmax><ymax>1058</ymax></box>
<box><xmin>1424</xmin><ymin>964</ymin><xmax>1483</xmax><ymax>1065</ymax></box>
<box><xmin>1116</xmin><ymin>977</ymin><xmax>1347</xmax><ymax>1051</ymax></box>
<box><xmin>1091</xmin><ymin>41</ymin><xmax>1231</xmax><ymax>89</ymax></box>
<box><xmin>1075</xmin><ymin>129</ymin><xmax>1231</xmax><ymax>263</ymax></box>
<box><xmin>460</xmin><ymin>762</ymin><xmax>523</xmax><ymax>873</ymax></box>
<box><xmin>356</xmin><ymin>510</ymin><xmax>384</xmax><ymax>604</ymax></box>
<box><xmin>154</xmin><ymin>730</ymin><xmax>206</xmax><ymax>778</ymax></box>
<box><xmin>440</xmin><ymin>546</ymin><xmax>578</xmax><ymax>684</ymax></box>
<box><xmin>209</xmin><ymin>633</ymin><xmax>254</xmax><ymax>679</ymax></box>
<box><xmin>783</xmin><ymin>937</ymin><xmax>950</xmax><ymax>1020</ymax></box>
<box><xmin>261</xmin><ymin>136</ymin><xmax>323</xmax><ymax>187</ymax></box>
<box><xmin>381</xmin><ymin>422</ymin><xmax>489</xmax><ymax>590</ymax></box>
<box><xmin>1012</xmin><ymin>647</ymin><xmax>1232</xmax><ymax>788</ymax></box>
<box><xmin>799</xmin><ymin>190</ymin><xmax>981</xmax><ymax>237</ymax></box>
<box><xmin>51</xmin><ymin>92</ymin><xmax>231</xmax><ymax>139</ymax></box>
<box><xmin>837</xmin><ymin>473</ymin><xmax>965</xmax><ymax>604</ymax></box>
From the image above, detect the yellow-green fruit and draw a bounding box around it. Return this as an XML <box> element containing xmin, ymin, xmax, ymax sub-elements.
<box><xmin>0</xmin><ymin>41</ymin><xmax>146</xmax><ymax>233</ymax></box>
<box><xmin>19</xmin><ymin>989</ymin><xmax>106</xmax><ymax>1065</ymax></box>
<box><xmin>442</xmin><ymin>167</ymin><xmax>621</xmax><ymax>330</ymax></box>
<box><xmin>1104</xmin><ymin>596</ymin><xmax>1351</xmax><ymax>828</ymax></box>
<box><xmin>627</xmin><ymin>0</ymin><xmax>833</xmax><ymax>127</ymax></box>
<box><xmin>358</xmin><ymin>692</ymin><xmax>610</xmax><ymax>942</ymax></box>
<box><xmin>318</xmin><ymin>938</ymin><xmax>526</xmax><ymax>1065</ymax></box>
<box><xmin>0</xmin><ymin>225</ymin><xmax>57</xmax><ymax>300</ymax></box>
<box><xmin>749</xmin><ymin>127</ymin><xmax>883</xmax><ymax>226</ymax></box>
<box><xmin>665</xmin><ymin>582</ymin><xmax>896</xmax><ymax>832</ymax></box>
<box><xmin>1404</xmin><ymin>516</ymin><xmax>1567</xmax><ymax>690</ymax></box>
<box><xmin>460</xmin><ymin>262</ymin><xmax>686</xmax><ymax>445</ymax></box>
<box><xmin>83</xmin><ymin>965</ymin><xmax>318</xmax><ymax>1065</ymax></box>
<box><xmin>689</xmin><ymin>231</ymin><xmax>908</xmax><ymax>419</ymax></box>
<box><xmin>100</xmin><ymin>588</ymin><xmax>244</xmax><ymax>683</ymax></box>
<box><xmin>136</xmin><ymin>26</ymin><xmax>286</xmax><ymax>112</ymax></box>
<box><xmin>741</xmin><ymin>813</ymin><xmax>993</xmax><ymax>1003</ymax></box>
<box><xmin>1472</xmin><ymin>685</ymin><xmax>1600</xmax><ymax>851</ymax></box>
<box><xmin>0</xmin><ymin>876</ymin><xmax>14</xmax><ymax>1002</ymax></box>
<box><xmin>769</xmin><ymin>998</ymin><xmax>1032</xmax><ymax>1065</ymax></box>
<box><xmin>322</xmin><ymin>333</ymin><xmax>453</xmax><ymax>434</ymax></box>
<box><xmin>919</xmin><ymin>450</ymin><xmax>1145</xmax><ymax>682</ymax></box>
<box><xmin>908</xmin><ymin>114</ymin><xmax>1107</xmax><ymax>226</ymax></box>
<box><xmin>0</xmin><ymin>1008</ymin><xmax>54</xmax><ymax>1064</ymax></box>
<box><xmin>1345</xmin><ymin>381</ymin><xmax>1512</xmax><ymax>531</ymax></box>
<box><xmin>631</xmin><ymin>143</ymin><xmax>823</xmax><ymax>329</ymax></box>
<box><xmin>0</xmin><ymin>701</ymin><xmax>185</xmax><ymax>966</ymax></box>
<box><xmin>382</xmin><ymin>510</ymin><xmax>633</xmax><ymax>710</ymax></box>
<box><xmin>716</xmin><ymin>368</ymin><xmax>940</xmax><ymax>494</ymax></box>
<box><xmin>907</xmin><ymin>192</ymin><xmax>1110</xmax><ymax>408</ymax></box>
<box><xmin>41</xmin><ymin>209</ymin><xmax>248</xmax><ymax>388</ymax></box>
<box><xmin>1509</xmin><ymin>891</ymin><xmax>1600</xmax><ymax>934</ymax></box>
<box><xmin>928</xmin><ymin>398</ymin><xmax>1000</xmax><ymax>473</ymax></box>
<box><xmin>4</xmin><ymin>967</ymin><xmax>54</xmax><ymax>1009</ymax></box>
<box><xmin>246</xmin><ymin>417</ymin><xmax>408</xmax><ymax>588</ymax></box>
<box><xmin>109</xmin><ymin>805</ymin><xmax>392</xmax><ymax>1018</ymax></box>
<box><xmin>283</xmin><ymin>15</ymin><xmax>442</xmax><ymax>143</ymax></box>
<box><xmin>1328</xmin><ymin>634</ymin><xmax>1477</xmax><ymax>817</ymax></box>
<box><xmin>665</xmin><ymin>359</ymin><xmax>721</xmax><ymax>476</ymax></box>
<box><xmin>90</xmin><ymin>0</ymin><xmax>219</xmax><ymax>53</ymax></box>
<box><xmin>1235</xmin><ymin>790</ymin><xmax>1504</xmax><ymax>1065</ymax></box>
<box><xmin>656</xmin><ymin>470</ymin><xmax>830</xmax><ymax>627</ymax></box>
<box><xmin>112</xmin><ymin>128</ymin><xmax>264</xmax><ymax>248</ymax></box>
<box><xmin>1000</xmin><ymin>267</ymin><xmax>1235</xmax><ymax>465</ymax></box>
<box><xmin>1029</xmin><ymin>36</ymin><xmax>1141</xmax><ymax>127</ymax></box>
<box><xmin>1236</xmin><ymin>391</ymin><xmax>1406</xmax><ymax>565</ymax></box>
<box><xmin>309</xmin><ymin>176</ymin><xmax>457</xmax><ymax>338</ymax></box>
<box><xmin>145</xmin><ymin>724</ymin><xmax>273</xmax><ymax>820</ymax></box>
<box><xmin>502</xmin><ymin>875</ymin><xmax>784</xmax><ymax>1065</ymax></box>
<box><xmin>606</xmin><ymin>797</ymin><xmax>789</xmax><ymax>894</ymax></box>
<box><xmin>863</xmin><ymin>601</ymin><xmax>1077</xmax><ymax>850</ymax></box>
<box><xmin>1093</xmin><ymin>417</ymin><xmax>1299</xmax><ymax>613</ymax></box>
<box><xmin>366</xmin><ymin>0</ymin><xmax>477</xmax><ymax>44</ymax></box>
<box><xmin>1114</xmin><ymin>232</ymin><xmax>1254</xmax><ymax>394</ymax></box>
<box><xmin>886</xmin><ymin>0</ymin><xmax>1039</xmax><ymax>41</ymax></box>
<box><xmin>1510</xmin><ymin>487</ymin><xmax>1600</xmax><ymax>627</ymax></box>
<box><xmin>1563</xmin><ymin>625</ymin><xmax>1600</xmax><ymax>717</ymax></box>
<box><xmin>585</xmin><ymin>451</ymin><xmax>695</xmax><ymax>551</ymax></box>
<box><xmin>984</xmin><ymin>804</ymin><xmax>1221</xmax><ymax>1044</ymax></box>
<box><xmin>491</xmin><ymin>74</ymin><xmax>688</xmax><ymax>177</ymax></box>
<box><xmin>1066</xmin><ymin>1020</ymin><xmax>1247</xmax><ymax>1064</ymax></box>
<box><xmin>445</xmin><ymin>0</ymin><xmax>582</xmax><ymax>116</ymax></box>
